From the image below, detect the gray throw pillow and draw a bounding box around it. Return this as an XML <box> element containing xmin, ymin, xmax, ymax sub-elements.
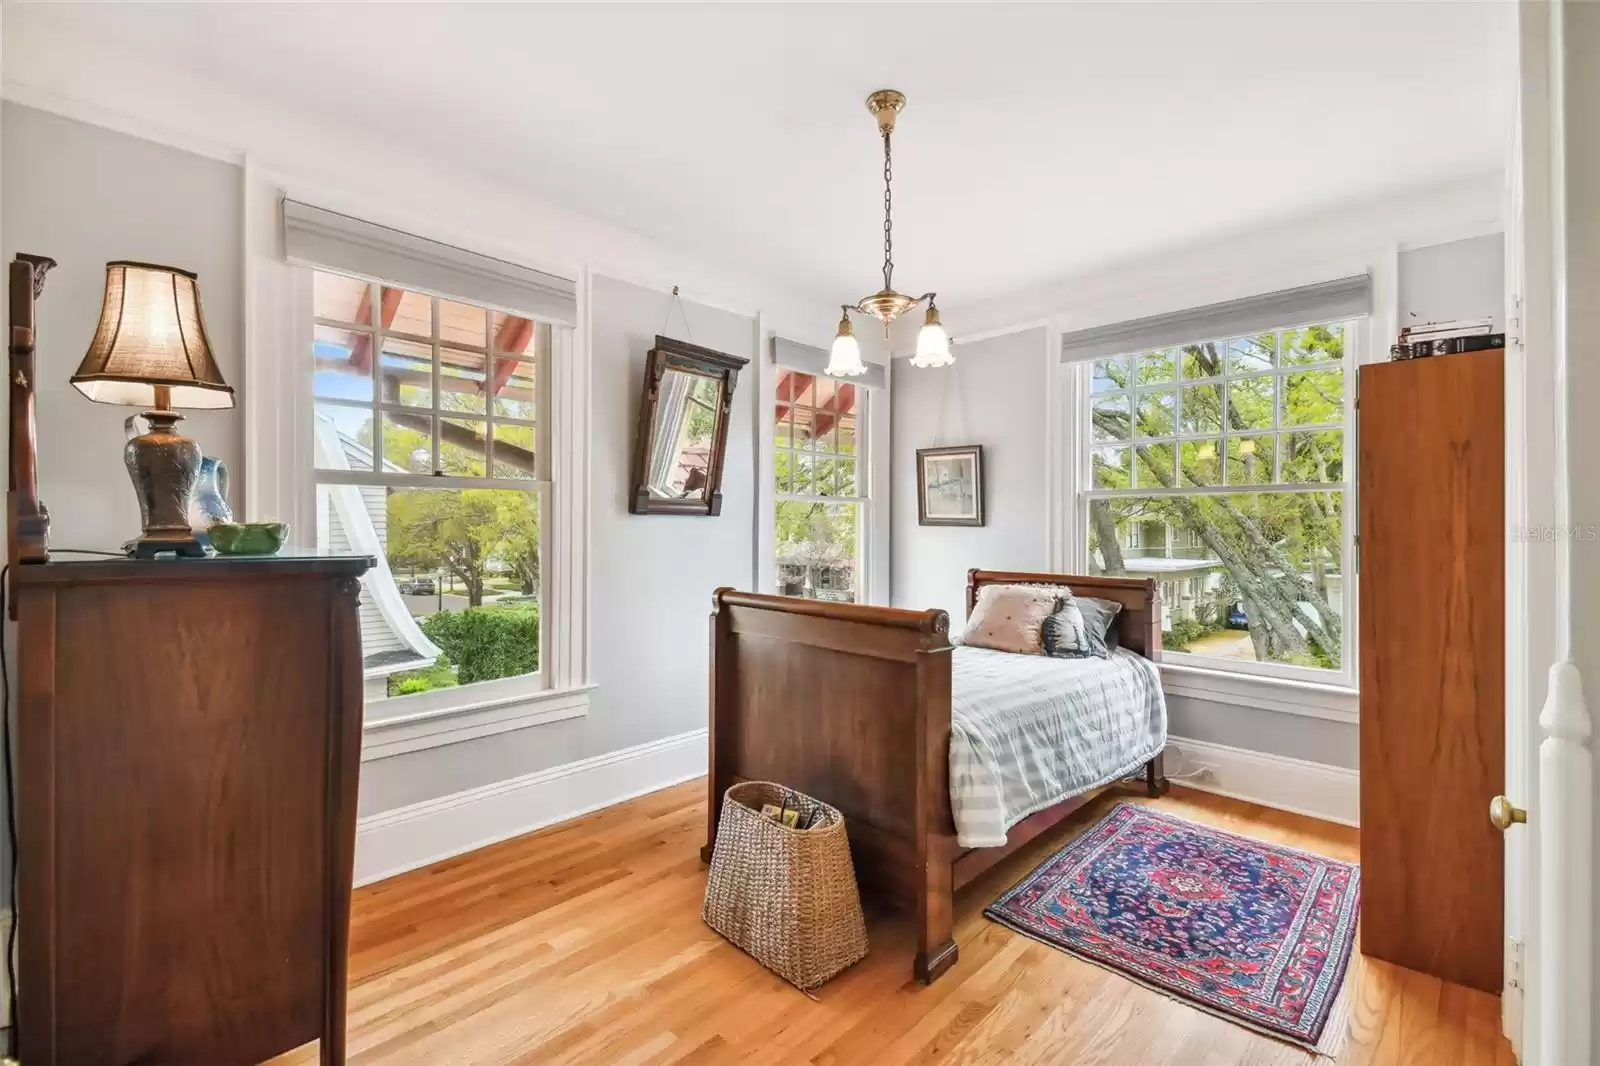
<box><xmin>1042</xmin><ymin>598</ymin><xmax>1096</xmax><ymax>658</ymax></box>
<box><xmin>1077</xmin><ymin>596</ymin><xmax>1124</xmax><ymax>657</ymax></box>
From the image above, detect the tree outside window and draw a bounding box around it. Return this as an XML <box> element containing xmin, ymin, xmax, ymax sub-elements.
<box><xmin>312</xmin><ymin>270</ymin><xmax>549</xmax><ymax>700</ymax></box>
<box><xmin>1086</xmin><ymin>325</ymin><xmax>1348</xmax><ymax>674</ymax></box>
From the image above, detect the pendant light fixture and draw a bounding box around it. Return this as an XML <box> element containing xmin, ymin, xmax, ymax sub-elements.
<box><xmin>826</xmin><ymin>89</ymin><xmax>952</xmax><ymax>376</ymax></box>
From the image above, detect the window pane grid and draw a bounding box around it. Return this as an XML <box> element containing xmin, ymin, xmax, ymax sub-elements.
<box><xmin>310</xmin><ymin>267</ymin><xmax>558</xmax><ymax>708</ymax></box>
<box><xmin>774</xmin><ymin>372</ymin><xmax>865</xmax><ymax>603</ymax></box>
<box><xmin>1088</xmin><ymin>327</ymin><xmax>1345</xmax><ymax>491</ymax></box>
<box><xmin>1082</xmin><ymin>322</ymin><xmax>1351</xmax><ymax>678</ymax></box>
<box><xmin>313</xmin><ymin>269</ymin><xmax>545</xmax><ymax>485</ymax></box>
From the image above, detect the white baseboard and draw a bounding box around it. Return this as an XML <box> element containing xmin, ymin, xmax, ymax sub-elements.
<box><xmin>1164</xmin><ymin>736</ymin><xmax>1359</xmax><ymax>827</ymax></box>
<box><xmin>353</xmin><ymin>728</ymin><xmax>708</xmax><ymax>886</ymax></box>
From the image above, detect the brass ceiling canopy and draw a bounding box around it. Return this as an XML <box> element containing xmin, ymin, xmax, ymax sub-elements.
<box><xmin>827</xmin><ymin>89</ymin><xmax>952</xmax><ymax>376</ymax></box>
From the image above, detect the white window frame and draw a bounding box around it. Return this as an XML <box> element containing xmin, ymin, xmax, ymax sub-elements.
<box><xmin>1074</xmin><ymin>319</ymin><xmax>1361</xmax><ymax>690</ymax></box>
<box><xmin>310</xmin><ymin>269</ymin><xmax>554</xmax><ymax>704</ymax></box>
<box><xmin>754</xmin><ymin>328</ymin><xmax>889</xmax><ymax>607</ymax></box>
<box><xmin>244</xmin><ymin>177</ymin><xmax>592</xmax><ymax>758</ymax></box>
<box><xmin>771</xmin><ymin>378</ymin><xmax>870</xmax><ymax>603</ymax></box>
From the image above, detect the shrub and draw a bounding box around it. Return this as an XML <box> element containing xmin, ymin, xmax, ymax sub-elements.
<box><xmin>1163</xmin><ymin>617</ymin><xmax>1215</xmax><ymax>652</ymax></box>
<box><xmin>421</xmin><ymin>603</ymin><xmax>540</xmax><ymax>685</ymax></box>
<box><xmin>387</xmin><ymin>652</ymin><xmax>459</xmax><ymax>697</ymax></box>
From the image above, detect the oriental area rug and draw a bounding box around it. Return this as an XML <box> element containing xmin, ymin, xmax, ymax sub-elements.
<box><xmin>985</xmin><ymin>802</ymin><xmax>1361</xmax><ymax>1056</ymax></box>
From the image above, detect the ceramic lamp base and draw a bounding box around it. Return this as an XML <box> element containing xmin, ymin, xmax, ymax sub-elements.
<box><xmin>128</xmin><ymin>533</ymin><xmax>207</xmax><ymax>560</ymax></box>
<box><xmin>124</xmin><ymin>408</ymin><xmax>206</xmax><ymax>558</ymax></box>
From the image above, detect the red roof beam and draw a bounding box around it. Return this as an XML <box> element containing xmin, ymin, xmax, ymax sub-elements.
<box><xmin>488</xmin><ymin>316</ymin><xmax>535</xmax><ymax>395</ymax></box>
<box><xmin>349</xmin><ymin>285</ymin><xmax>402</xmax><ymax>373</ymax></box>
<box><xmin>810</xmin><ymin>383</ymin><xmax>857</xmax><ymax>439</ymax></box>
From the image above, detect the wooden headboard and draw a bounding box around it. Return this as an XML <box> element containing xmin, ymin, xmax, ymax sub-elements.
<box><xmin>965</xmin><ymin>569</ymin><xmax>1162</xmax><ymax>660</ymax></box>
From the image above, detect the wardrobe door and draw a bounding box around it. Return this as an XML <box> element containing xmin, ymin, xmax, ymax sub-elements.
<box><xmin>1358</xmin><ymin>348</ymin><xmax>1505</xmax><ymax>993</ymax></box>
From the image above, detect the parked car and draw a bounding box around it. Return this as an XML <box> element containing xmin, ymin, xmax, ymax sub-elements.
<box><xmin>399</xmin><ymin>576</ymin><xmax>438</xmax><ymax>595</ymax></box>
<box><xmin>1226</xmin><ymin>601</ymin><xmax>1249</xmax><ymax>630</ymax></box>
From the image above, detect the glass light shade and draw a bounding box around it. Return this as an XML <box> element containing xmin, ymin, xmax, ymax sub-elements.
<box><xmin>826</xmin><ymin>312</ymin><xmax>867</xmax><ymax>377</ymax></box>
<box><xmin>70</xmin><ymin>261</ymin><xmax>235</xmax><ymax>409</ymax></box>
<box><xmin>909</xmin><ymin>302</ymin><xmax>953</xmax><ymax>369</ymax></box>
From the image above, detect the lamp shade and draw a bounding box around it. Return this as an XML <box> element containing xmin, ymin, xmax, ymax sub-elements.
<box><xmin>826</xmin><ymin>310</ymin><xmax>867</xmax><ymax>377</ymax></box>
<box><xmin>909</xmin><ymin>301</ymin><xmax>954</xmax><ymax>369</ymax></box>
<box><xmin>70</xmin><ymin>261</ymin><xmax>234</xmax><ymax>409</ymax></box>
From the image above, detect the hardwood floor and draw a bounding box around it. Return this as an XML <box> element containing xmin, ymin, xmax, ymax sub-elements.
<box><xmin>270</xmin><ymin>781</ymin><xmax>1515</xmax><ymax>1066</ymax></box>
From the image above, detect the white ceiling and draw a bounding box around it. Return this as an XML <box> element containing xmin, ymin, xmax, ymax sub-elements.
<box><xmin>14</xmin><ymin>2</ymin><xmax>1516</xmax><ymax>310</ymax></box>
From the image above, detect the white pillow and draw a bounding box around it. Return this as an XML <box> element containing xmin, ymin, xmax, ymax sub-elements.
<box><xmin>961</xmin><ymin>584</ymin><xmax>1061</xmax><ymax>655</ymax></box>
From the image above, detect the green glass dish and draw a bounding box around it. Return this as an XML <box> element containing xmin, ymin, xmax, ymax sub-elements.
<box><xmin>208</xmin><ymin>521</ymin><xmax>289</xmax><ymax>556</ymax></box>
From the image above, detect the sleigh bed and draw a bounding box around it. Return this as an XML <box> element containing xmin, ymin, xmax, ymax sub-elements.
<box><xmin>701</xmin><ymin>569</ymin><xmax>1170</xmax><ymax>985</ymax></box>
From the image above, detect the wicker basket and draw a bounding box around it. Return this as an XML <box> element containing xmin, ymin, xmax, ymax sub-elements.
<box><xmin>702</xmin><ymin>781</ymin><xmax>869</xmax><ymax>990</ymax></box>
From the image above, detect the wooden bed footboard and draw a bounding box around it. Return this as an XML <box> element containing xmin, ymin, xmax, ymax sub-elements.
<box><xmin>704</xmin><ymin>589</ymin><xmax>960</xmax><ymax>981</ymax></box>
<box><xmin>704</xmin><ymin>571</ymin><xmax>1166</xmax><ymax>985</ymax></box>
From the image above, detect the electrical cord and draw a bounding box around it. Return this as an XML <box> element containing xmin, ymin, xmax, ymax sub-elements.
<box><xmin>1</xmin><ymin>563</ymin><xmax>16</xmax><ymax>1059</ymax></box>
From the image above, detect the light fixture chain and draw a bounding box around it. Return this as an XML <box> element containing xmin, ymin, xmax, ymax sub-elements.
<box><xmin>882</xmin><ymin>129</ymin><xmax>894</xmax><ymax>292</ymax></box>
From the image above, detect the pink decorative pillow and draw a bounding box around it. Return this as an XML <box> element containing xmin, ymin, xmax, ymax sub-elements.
<box><xmin>961</xmin><ymin>584</ymin><xmax>1062</xmax><ymax>655</ymax></box>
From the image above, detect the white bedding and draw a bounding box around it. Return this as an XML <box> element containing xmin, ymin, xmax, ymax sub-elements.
<box><xmin>948</xmin><ymin>646</ymin><xmax>1168</xmax><ymax>848</ymax></box>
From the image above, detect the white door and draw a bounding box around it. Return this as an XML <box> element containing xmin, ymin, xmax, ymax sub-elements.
<box><xmin>1505</xmin><ymin>4</ymin><xmax>1596</xmax><ymax>1064</ymax></box>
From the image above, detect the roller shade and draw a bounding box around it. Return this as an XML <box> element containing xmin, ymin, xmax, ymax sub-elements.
<box><xmin>1061</xmin><ymin>274</ymin><xmax>1371</xmax><ymax>364</ymax></box>
<box><xmin>282</xmin><ymin>198</ymin><xmax>577</xmax><ymax>325</ymax></box>
<box><xmin>771</xmin><ymin>336</ymin><xmax>887</xmax><ymax>389</ymax></box>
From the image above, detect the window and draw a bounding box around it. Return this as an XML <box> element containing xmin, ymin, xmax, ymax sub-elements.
<box><xmin>1083</xmin><ymin>323</ymin><xmax>1352</xmax><ymax>682</ymax></box>
<box><xmin>773</xmin><ymin>371</ymin><xmax>866</xmax><ymax>602</ymax></box>
<box><xmin>310</xmin><ymin>269</ymin><xmax>554</xmax><ymax>708</ymax></box>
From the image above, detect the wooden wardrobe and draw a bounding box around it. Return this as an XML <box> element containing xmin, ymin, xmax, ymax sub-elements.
<box><xmin>1357</xmin><ymin>348</ymin><xmax>1505</xmax><ymax>994</ymax></box>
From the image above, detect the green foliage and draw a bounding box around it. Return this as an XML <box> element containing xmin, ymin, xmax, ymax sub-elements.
<box><xmin>1087</xmin><ymin>327</ymin><xmax>1347</xmax><ymax>670</ymax></box>
<box><xmin>773</xmin><ymin>426</ymin><xmax>860</xmax><ymax>572</ymax></box>
<box><xmin>421</xmin><ymin>603</ymin><xmax>540</xmax><ymax>685</ymax></box>
<box><xmin>351</xmin><ymin>411</ymin><xmax>542</xmax><ymax>605</ymax></box>
<box><xmin>1162</xmin><ymin>617</ymin><xmax>1220</xmax><ymax>652</ymax></box>
<box><xmin>385</xmin><ymin>487</ymin><xmax>540</xmax><ymax>606</ymax></box>
<box><xmin>387</xmin><ymin>653</ymin><xmax>459</xmax><ymax>697</ymax></box>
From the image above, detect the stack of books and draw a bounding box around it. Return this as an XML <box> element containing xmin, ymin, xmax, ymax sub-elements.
<box><xmin>1390</xmin><ymin>318</ymin><xmax>1505</xmax><ymax>360</ymax></box>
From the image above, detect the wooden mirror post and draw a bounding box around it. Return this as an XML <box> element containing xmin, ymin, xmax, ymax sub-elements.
<box><xmin>9</xmin><ymin>253</ymin><xmax>55</xmax><ymax>598</ymax></box>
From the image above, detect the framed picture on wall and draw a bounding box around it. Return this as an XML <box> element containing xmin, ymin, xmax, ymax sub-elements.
<box><xmin>916</xmin><ymin>445</ymin><xmax>985</xmax><ymax>527</ymax></box>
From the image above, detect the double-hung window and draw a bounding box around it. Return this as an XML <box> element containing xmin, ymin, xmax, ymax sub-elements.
<box><xmin>774</xmin><ymin>373</ymin><xmax>867</xmax><ymax>602</ymax></box>
<box><xmin>1071</xmin><ymin>278</ymin><xmax>1366</xmax><ymax>685</ymax></box>
<box><xmin>281</xmin><ymin>200</ymin><xmax>582</xmax><ymax>724</ymax></box>
<box><xmin>766</xmin><ymin>337</ymin><xmax>882</xmax><ymax>604</ymax></box>
<box><xmin>312</xmin><ymin>270</ymin><xmax>553</xmax><ymax>706</ymax></box>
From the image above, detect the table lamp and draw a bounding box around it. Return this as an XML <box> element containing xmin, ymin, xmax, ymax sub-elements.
<box><xmin>69</xmin><ymin>261</ymin><xmax>234</xmax><ymax>558</ymax></box>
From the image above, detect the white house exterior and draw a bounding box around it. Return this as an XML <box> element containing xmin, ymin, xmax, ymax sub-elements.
<box><xmin>313</xmin><ymin>415</ymin><xmax>443</xmax><ymax>699</ymax></box>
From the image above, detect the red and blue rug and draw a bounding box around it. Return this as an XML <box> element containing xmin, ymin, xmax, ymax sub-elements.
<box><xmin>985</xmin><ymin>803</ymin><xmax>1361</xmax><ymax>1055</ymax></box>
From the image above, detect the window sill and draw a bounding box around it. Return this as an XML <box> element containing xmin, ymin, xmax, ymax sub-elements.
<box><xmin>1158</xmin><ymin>662</ymin><xmax>1358</xmax><ymax>723</ymax></box>
<box><xmin>360</xmin><ymin>684</ymin><xmax>593</xmax><ymax>762</ymax></box>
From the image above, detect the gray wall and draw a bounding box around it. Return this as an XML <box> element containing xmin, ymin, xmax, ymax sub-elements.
<box><xmin>0</xmin><ymin>105</ymin><xmax>246</xmax><ymax>905</ymax></box>
<box><xmin>887</xmin><ymin>236</ymin><xmax>1506</xmax><ymax>771</ymax></box>
<box><xmin>358</xmin><ymin>275</ymin><xmax>756</xmax><ymax>812</ymax></box>
<box><xmin>891</xmin><ymin>327</ymin><xmax>1049</xmax><ymax>622</ymax></box>
<box><xmin>0</xmin><ymin>106</ymin><xmax>760</xmax><ymax>824</ymax></box>
<box><xmin>1398</xmin><ymin>233</ymin><xmax>1506</xmax><ymax>333</ymax></box>
<box><xmin>2</xmin><ymin>103</ymin><xmax>245</xmax><ymax>551</ymax></box>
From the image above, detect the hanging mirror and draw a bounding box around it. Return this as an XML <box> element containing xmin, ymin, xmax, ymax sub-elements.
<box><xmin>630</xmin><ymin>336</ymin><xmax>748</xmax><ymax>515</ymax></box>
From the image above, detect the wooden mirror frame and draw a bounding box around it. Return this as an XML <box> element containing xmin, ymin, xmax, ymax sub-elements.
<box><xmin>9</xmin><ymin>253</ymin><xmax>55</xmax><ymax>589</ymax></box>
<box><xmin>629</xmin><ymin>335</ymin><xmax>749</xmax><ymax>516</ymax></box>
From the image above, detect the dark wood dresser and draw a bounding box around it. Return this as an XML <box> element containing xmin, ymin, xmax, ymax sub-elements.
<box><xmin>14</xmin><ymin>552</ymin><xmax>373</xmax><ymax>1066</ymax></box>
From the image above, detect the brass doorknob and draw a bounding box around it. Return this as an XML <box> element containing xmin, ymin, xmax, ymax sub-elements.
<box><xmin>1490</xmin><ymin>795</ymin><xmax>1527</xmax><ymax>831</ymax></box>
